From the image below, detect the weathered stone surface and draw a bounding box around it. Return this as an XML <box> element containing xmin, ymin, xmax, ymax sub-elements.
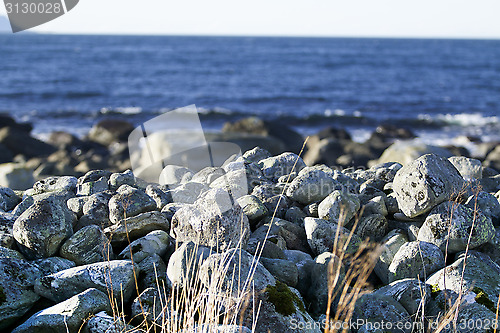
<box><xmin>60</xmin><ymin>225</ymin><xmax>113</xmax><ymax>265</ymax></box>
<box><xmin>466</xmin><ymin>191</ymin><xmax>500</xmax><ymax>222</ymax></box>
<box><xmin>77</xmin><ymin>176</ymin><xmax>109</xmax><ymax>196</ymax></box>
<box><xmin>260</xmin><ymin>257</ymin><xmax>299</xmax><ymax>288</ymax></box>
<box><xmin>159</xmin><ymin>165</ymin><xmax>194</xmax><ymax>185</ymax></box>
<box><xmin>305</xmin><ymin>252</ymin><xmax>344</xmax><ymax>316</ymax></box>
<box><xmin>448</xmin><ymin>156</ymin><xmax>483</xmax><ymax>180</ymax></box>
<box><xmin>13</xmin><ymin>197</ymin><xmax>75</xmax><ymax>259</ymax></box>
<box><xmin>356</xmin><ymin>213</ymin><xmax>388</xmax><ymax>242</ymax></box>
<box><xmin>84</xmin><ymin>310</ymin><xmax>133</xmax><ymax>333</ymax></box>
<box><xmin>137</xmin><ymin>254</ymin><xmax>168</xmax><ymax>292</ymax></box>
<box><xmin>417</xmin><ymin>201</ymin><xmax>495</xmax><ymax>253</ymax></box>
<box><xmin>76</xmin><ymin>191</ymin><xmax>113</xmax><ymax>230</ymax></box>
<box><xmin>0</xmin><ymin>186</ymin><xmax>20</xmax><ymax>211</ymax></box>
<box><xmin>0</xmin><ymin>212</ymin><xmax>16</xmax><ymax>248</ymax></box>
<box><xmin>167</xmin><ymin>241</ymin><xmax>211</xmax><ymax>287</ymax></box>
<box><xmin>108</xmin><ymin>169</ymin><xmax>136</xmax><ymax>190</ymax></box>
<box><xmin>0</xmin><ymin>163</ymin><xmax>35</xmax><ymax>190</ymax></box>
<box><xmin>352</xmin><ymin>294</ymin><xmax>412</xmax><ymax>333</ymax></box>
<box><xmin>119</xmin><ymin>230</ymin><xmax>171</xmax><ymax>263</ymax></box>
<box><xmin>393</xmin><ymin>154</ymin><xmax>465</xmax><ymax>218</ymax></box>
<box><xmin>66</xmin><ymin>196</ymin><xmax>88</xmax><ymax>217</ymax></box>
<box><xmin>130</xmin><ymin>287</ymin><xmax>169</xmax><ymax>327</ymax></box>
<box><xmin>33</xmin><ymin>176</ymin><xmax>77</xmax><ymax>194</ymax></box>
<box><xmin>426</xmin><ymin>251</ymin><xmax>500</xmax><ymax>302</ymax></box>
<box><xmin>108</xmin><ymin>184</ymin><xmax>157</xmax><ymax>223</ymax></box>
<box><xmin>13</xmin><ymin>288</ymin><xmax>111</xmax><ymax>333</ymax></box>
<box><xmin>237</xmin><ymin>194</ymin><xmax>268</xmax><ymax>222</ymax></box>
<box><xmin>243</xmin><ymin>146</ymin><xmax>272</xmax><ymax>163</ymax></box>
<box><xmin>374</xmin><ymin>278</ymin><xmax>431</xmax><ymax>316</ymax></box>
<box><xmin>170</xmin><ymin>188</ymin><xmax>250</xmax><ymax>252</ymax></box>
<box><xmin>286</xmin><ymin>169</ymin><xmax>339</xmax><ymax>205</ymax></box>
<box><xmin>0</xmin><ymin>258</ymin><xmax>41</xmax><ymax>329</ymax></box>
<box><xmin>377</xmin><ymin>141</ymin><xmax>453</xmax><ymax>166</ymax></box>
<box><xmin>105</xmin><ymin>210</ymin><xmax>170</xmax><ymax>246</ymax></box>
<box><xmin>374</xmin><ymin>230</ymin><xmax>408</xmax><ymax>284</ymax></box>
<box><xmin>318</xmin><ymin>190</ymin><xmax>360</xmax><ymax>225</ymax></box>
<box><xmin>33</xmin><ymin>257</ymin><xmax>75</xmax><ymax>276</ymax></box>
<box><xmin>388</xmin><ymin>241</ymin><xmax>445</xmax><ymax>282</ymax></box>
<box><xmin>200</xmin><ymin>249</ymin><xmax>275</xmax><ymax>297</ymax></box>
<box><xmin>145</xmin><ymin>184</ymin><xmax>172</xmax><ymax>210</ymax></box>
<box><xmin>34</xmin><ymin>260</ymin><xmax>138</xmax><ymax>303</ymax></box>
<box><xmin>304</xmin><ymin>217</ymin><xmax>361</xmax><ymax>255</ymax></box>
<box><xmin>258</xmin><ymin>152</ymin><xmax>306</xmax><ymax>182</ymax></box>
<box><xmin>169</xmin><ymin>181</ymin><xmax>209</xmax><ymax>204</ymax></box>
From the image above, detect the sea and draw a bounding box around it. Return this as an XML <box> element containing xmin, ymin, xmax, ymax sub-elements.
<box><xmin>0</xmin><ymin>34</ymin><xmax>499</xmax><ymax>148</ymax></box>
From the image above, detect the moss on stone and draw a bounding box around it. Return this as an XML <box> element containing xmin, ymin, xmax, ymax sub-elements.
<box><xmin>472</xmin><ymin>287</ymin><xmax>497</xmax><ymax>313</ymax></box>
<box><xmin>265</xmin><ymin>280</ymin><xmax>305</xmax><ymax>316</ymax></box>
<box><xmin>430</xmin><ymin>284</ymin><xmax>440</xmax><ymax>296</ymax></box>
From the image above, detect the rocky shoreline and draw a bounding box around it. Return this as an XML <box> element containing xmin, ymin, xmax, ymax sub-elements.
<box><xmin>0</xmin><ymin>114</ymin><xmax>500</xmax><ymax>332</ymax></box>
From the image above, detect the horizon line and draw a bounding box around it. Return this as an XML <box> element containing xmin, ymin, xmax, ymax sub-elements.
<box><xmin>4</xmin><ymin>30</ymin><xmax>500</xmax><ymax>41</ymax></box>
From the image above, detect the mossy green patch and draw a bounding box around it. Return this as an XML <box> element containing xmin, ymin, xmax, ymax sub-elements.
<box><xmin>472</xmin><ymin>287</ymin><xmax>497</xmax><ymax>313</ymax></box>
<box><xmin>430</xmin><ymin>284</ymin><xmax>440</xmax><ymax>296</ymax></box>
<box><xmin>265</xmin><ymin>280</ymin><xmax>305</xmax><ymax>316</ymax></box>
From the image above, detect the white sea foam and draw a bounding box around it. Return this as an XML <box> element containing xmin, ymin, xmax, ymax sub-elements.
<box><xmin>418</xmin><ymin>112</ymin><xmax>499</xmax><ymax>127</ymax></box>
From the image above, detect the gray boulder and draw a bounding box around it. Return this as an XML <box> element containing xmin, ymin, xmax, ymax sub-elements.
<box><xmin>448</xmin><ymin>156</ymin><xmax>483</xmax><ymax>180</ymax></box>
<box><xmin>304</xmin><ymin>217</ymin><xmax>361</xmax><ymax>255</ymax></box>
<box><xmin>388</xmin><ymin>241</ymin><xmax>445</xmax><ymax>282</ymax></box>
<box><xmin>34</xmin><ymin>260</ymin><xmax>137</xmax><ymax>303</ymax></box>
<box><xmin>258</xmin><ymin>152</ymin><xmax>306</xmax><ymax>182</ymax></box>
<box><xmin>237</xmin><ymin>194</ymin><xmax>269</xmax><ymax>222</ymax></box>
<box><xmin>285</xmin><ymin>169</ymin><xmax>339</xmax><ymax>205</ymax></box>
<box><xmin>318</xmin><ymin>190</ymin><xmax>360</xmax><ymax>225</ymax></box>
<box><xmin>393</xmin><ymin>154</ymin><xmax>465</xmax><ymax>218</ymax></box>
<box><xmin>466</xmin><ymin>191</ymin><xmax>500</xmax><ymax>222</ymax></box>
<box><xmin>169</xmin><ymin>181</ymin><xmax>209</xmax><ymax>204</ymax></box>
<box><xmin>376</xmin><ymin>140</ymin><xmax>453</xmax><ymax>166</ymax></box>
<box><xmin>356</xmin><ymin>213</ymin><xmax>388</xmax><ymax>242</ymax></box>
<box><xmin>145</xmin><ymin>184</ymin><xmax>172</xmax><ymax>210</ymax></box>
<box><xmin>12</xmin><ymin>288</ymin><xmax>111</xmax><ymax>333</ymax></box>
<box><xmin>33</xmin><ymin>176</ymin><xmax>77</xmax><ymax>194</ymax></box>
<box><xmin>351</xmin><ymin>293</ymin><xmax>412</xmax><ymax>333</ymax></box>
<box><xmin>0</xmin><ymin>186</ymin><xmax>20</xmax><ymax>211</ymax></box>
<box><xmin>137</xmin><ymin>254</ymin><xmax>168</xmax><ymax>292</ymax></box>
<box><xmin>260</xmin><ymin>257</ymin><xmax>299</xmax><ymax>288</ymax></box>
<box><xmin>374</xmin><ymin>230</ymin><xmax>408</xmax><ymax>285</ymax></box>
<box><xmin>0</xmin><ymin>258</ymin><xmax>41</xmax><ymax>329</ymax></box>
<box><xmin>105</xmin><ymin>211</ymin><xmax>170</xmax><ymax>246</ymax></box>
<box><xmin>417</xmin><ymin>201</ymin><xmax>495</xmax><ymax>253</ymax></box>
<box><xmin>305</xmin><ymin>252</ymin><xmax>344</xmax><ymax>316</ymax></box>
<box><xmin>170</xmin><ymin>188</ymin><xmax>250</xmax><ymax>252</ymax></box>
<box><xmin>13</xmin><ymin>197</ymin><xmax>75</xmax><ymax>259</ymax></box>
<box><xmin>60</xmin><ymin>225</ymin><xmax>113</xmax><ymax>265</ymax></box>
<box><xmin>119</xmin><ymin>229</ymin><xmax>171</xmax><ymax>263</ymax></box>
<box><xmin>108</xmin><ymin>169</ymin><xmax>136</xmax><ymax>190</ymax></box>
<box><xmin>33</xmin><ymin>257</ymin><xmax>75</xmax><ymax>276</ymax></box>
<box><xmin>426</xmin><ymin>251</ymin><xmax>500</xmax><ymax>303</ymax></box>
<box><xmin>108</xmin><ymin>184</ymin><xmax>157</xmax><ymax>223</ymax></box>
<box><xmin>199</xmin><ymin>249</ymin><xmax>275</xmax><ymax>297</ymax></box>
<box><xmin>0</xmin><ymin>212</ymin><xmax>16</xmax><ymax>248</ymax></box>
<box><xmin>76</xmin><ymin>191</ymin><xmax>113</xmax><ymax>230</ymax></box>
<box><xmin>84</xmin><ymin>310</ymin><xmax>133</xmax><ymax>333</ymax></box>
<box><xmin>130</xmin><ymin>287</ymin><xmax>169</xmax><ymax>327</ymax></box>
<box><xmin>77</xmin><ymin>176</ymin><xmax>109</xmax><ymax>196</ymax></box>
<box><xmin>374</xmin><ymin>278</ymin><xmax>431</xmax><ymax>316</ymax></box>
<box><xmin>167</xmin><ymin>241</ymin><xmax>211</xmax><ymax>287</ymax></box>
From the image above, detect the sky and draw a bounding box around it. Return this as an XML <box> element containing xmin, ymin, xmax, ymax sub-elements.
<box><xmin>1</xmin><ymin>0</ymin><xmax>500</xmax><ymax>38</ymax></box>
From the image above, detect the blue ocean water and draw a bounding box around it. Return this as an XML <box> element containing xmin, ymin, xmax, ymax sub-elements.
<box><xmin>0</xmin><ymin>34</ymin><xmax>499</xmax><ymax>144</ymax></box>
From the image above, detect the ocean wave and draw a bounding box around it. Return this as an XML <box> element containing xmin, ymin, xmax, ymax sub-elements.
<box><xmin>418</xmin><ymin>112</ymin><xmax>499</xmax><ymax>127</ymax></box>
